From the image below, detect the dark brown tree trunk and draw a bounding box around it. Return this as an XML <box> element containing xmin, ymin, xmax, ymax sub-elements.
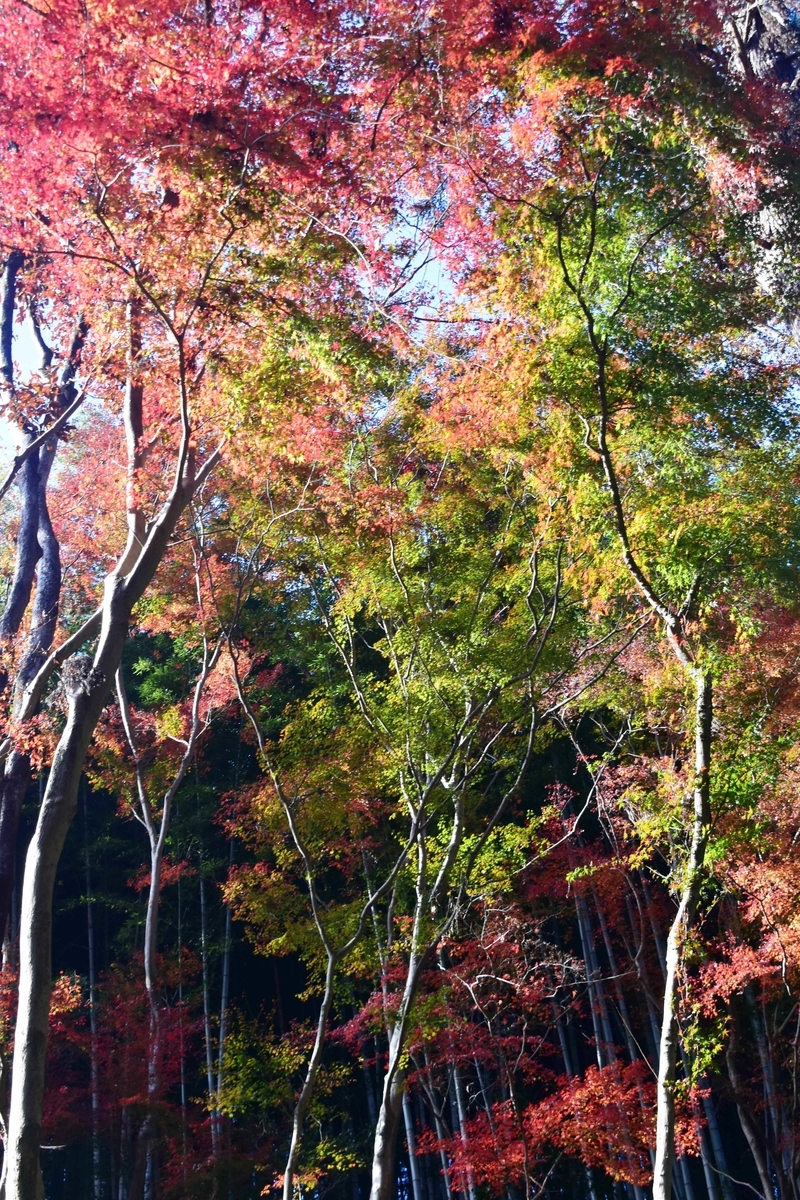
<box><xmin>0</xmin><ymin>313</ymin><xmax>86</xmax><ymax>947</ymax></box>
<box><xmin>83</xmin><ymin>789</ymin><xmax>102</xmax><ymax>1200</ymax></box>
<box><xmin>0</xmin><ymin>453</ymin><xmax>41</xmax><ymax>650</ymax></box>
<box><xmin>726</xmin><ymin>1017</ymin><xmax>776</xmax><ymax>1200</ymax></box>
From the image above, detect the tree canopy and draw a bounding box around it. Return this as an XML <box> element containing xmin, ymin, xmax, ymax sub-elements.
<box><xmin>0</xmin><ymin>3</ymin><xmax>799</xmax><ymax>1200</ymax></box>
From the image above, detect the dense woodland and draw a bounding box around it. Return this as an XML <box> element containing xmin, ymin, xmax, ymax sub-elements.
<box><xmin>1</xmin><ymin>2</ymin><xmax>800</xmax><ymax>1199</ymax></box>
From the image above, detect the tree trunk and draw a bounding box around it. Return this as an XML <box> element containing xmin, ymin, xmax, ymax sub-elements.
<box><xmin>200</xmin><ymin>878</ymin><xmax>219</xmax><ymax>1161</ymax></box>
<box><xmin>143</xmin><ymin>843</ymin><xmax>163</xmax><ymax>1010</ymax></box>
<box><xmin>575</xmin><ymin>894</ymin><xmax>610</xmax><ymax>1070</ymax></box>
<box><xmin>0</xmin><ymin>455</ymin><xmax>40</xmax><ymax>657</ymax></box>
<box><xmin>403</xmin><ymin>1092</ymin><xmax>423</xmax><ymax>1200</ymax></box>
<box><xmin>593</xmin><ymin>891</ymin><xmax>641</xmax><ymax>1065</ymax></box>
<box><xmin>118</xmin><ymin>1105</ymin><xmax>132</xmax><ymax>1200</ymax></box>
<box><xmin>0</xmin><ymin>309</ymin><xmax>85</xmax><ymax>945</ymax></box>
<box><xmin>420</xmin><ymin>1052</ymin><xmax>454</xmax><ymax>1200</ymax></box>
<box><xmin>139</xmin><ymin>838</ymin><xmax>163</xmax><ymax>1197</ymax></box>
<box><xmin>413</xmin><ymin>1091</ymin><xmax>437</xmax><ymax>1200</ymax></box>
<box><xmin>370</xmin><ymin>1027</ymin><xmax>407</xmax><ymax>1200</ymax></box>
<box><xmin>126</xmin><ymin>1116</ymin><xmax>153</xmax><ymax>1200</ymax></box>
<box><xmin>216</xmin><ymin>844</ymin><xmax>233</xmax><ymax>1130</ymax></box>
<box><xmin>591</xmin><ymin>895</ymin><xmax>651</xmax><ymax>1199</ymax></box>
<box><xmin>1</xmin><ymin>420</ymin><xmax>219</xmax><ymax>1199</ymax></box>
<box><xmin>726</xmin><ymin>1022</ymin><xmax>775</xmax><ymax>1200</ymax></box>
<box><xmin>177</xmin><ymin>874</ymin><xmax>188</xmax><ymax>1177</ymax></box>
<box><xmin>451</xmin><ymin>1065</ymin><xmax>476</xmax><ymax>1200</ymax></box>
<box><xmin>362</xmin><ymin>1041</ymin><xmax>377</xmax><ymax>1128</ymax></box>
<box><xmin>0</xmin><ymin>755</ymin><xmax>31</xmax><ymax>954</ymax></box>
<box><xmin>283</xmin><ymin>952</ymin><xmax>340</xmax><ymax>1200</ymax></box>
<box><xmin>135</xmin><ymin>839</ymin><xmax>163</xmax><ymax>1200</ymax></box>
<box><xmin>0</xmin><ymin>252</ymin><xmax>23</xmax><ymax>394</ymax></box>
<box><xmin>3</xmin><ymin>674</ymin><xmax>113</xmax><ymax>1200</ymax></box>
<box><xmin>0</xmin><ymin>440</ymin><xmax>42</xmax><ymax>946</ymax></box>
<box><xmin>698</xmin><ymin>1087</ymin><xmax>734</xmax><ymax>1200</ymax></box>
<box><xmin>745</xmin><ymin>987</ymin><xmax>788</xmax><ymax>1185</ymax></box>
<box><xmin>369</xmin><ymin>893</ymin><xmax>431</xmax><ymax>1200</ymax></box>
<box><xmin>0</xmin><ymin>242</ymin><xmax>42</xmax><ymax>660</ymax></box>
<box><xmin>653</xmin><ymin>670</ymin><xmax>712</xmax><ymax>1200</ymax></box>
<box><xmin>84</xmin><ymin>787</ymin><xmax>102</xmax><ymax>1200</ymax></box>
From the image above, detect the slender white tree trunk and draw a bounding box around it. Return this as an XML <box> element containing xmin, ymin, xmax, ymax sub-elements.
<box><xmin>402</xmin><ymin>1093</ymin><xmax>423</xmax><ymax>1200</ymax></box>
<box><xmin>368</xmin><ymin>831</ymin><xmax>431</xmax><ymax>1200</ymax></box>
<box><xmin>5</xmin><ymin>670</ymin><xmax>116</xmax><ymax>1200</ymax></box>
<box><xmin>451</xmin><ymin>1066</ymin><xmax>476</xmax><ymax>1200</ymax></box>
<box><xmin>653</xmin><ymin>670</ymin><xmax>711</xmax><ymax>1200</ymax></box>
<box><xmin>114</xmin><ymin>553</ymin><xmax>223</xmax><ymax>1200</ymax></box>
<box><xmin>282</xmin><ymin>952</ymin><xmax>339</xmax><ymax>1200</ymax></box>
<box><xmin>1</xmin><ymin>433</ymin><xmax>219</xmax><ymax>1200</ymax></box>
<box><xmin>370</xmin><ymin>1021</ymin><xmax>409</xmax><ymax>1200</ymax></box>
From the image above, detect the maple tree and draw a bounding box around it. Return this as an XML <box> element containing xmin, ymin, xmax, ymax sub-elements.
<box><xmin>390</xmin><ymin>12</ymin><xmax>800</xmax><ymax>1200</ymax></box>
<box><xmin>0</xmin><ymin>0</ymin><xmax>394</xmax><ymax>1192</ymax></box>
<box><xmin>0</xmin><ymin>2</ymin><xmax>799</xmax><ymax>1200</ymax></box>
<box><xmin>222</xmin><ymin>376</ymin><xmax>589</xmax><ymax>1200</ymax></box>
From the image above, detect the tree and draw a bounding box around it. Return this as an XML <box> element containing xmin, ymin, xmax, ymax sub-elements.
<box><xmin>396</xmin><ymin>25</ymin><xmax>800</xmax><ymax>1192</ymax></box>
<box><xmin>220</xmin><ymin>322</ymin><xmax>648</xmax><ymax>1200</ymax></box>
<box><xmin>0</xmin><ymin>0</ymin><xmax>409</xmax><ymax>1193</ymax></box>
<box><xmin>1</xmin><ymin>2</ymin><xmax>800</xmax><ymax>1198</ymax></box>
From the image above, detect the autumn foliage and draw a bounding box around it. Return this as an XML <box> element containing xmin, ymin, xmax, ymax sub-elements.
<box><xmin>0</xmin><ymin>2</ymin><xmax>799</xmax><ymax>1200</ymax></box>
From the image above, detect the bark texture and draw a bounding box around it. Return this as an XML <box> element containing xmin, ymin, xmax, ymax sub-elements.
<box><xmin>1</xmin><ymin>431</ymin><xmax>219</xmax><ymax>1199</ymax></box>
<box><xmin>370</xmin><ymin>1038</ymin><xmax>407</xmax><ymax>1200</ymax></box>
<box><xmin>652</xmin><ymin>670</ymin><xmax>711</xmax><ymax>1200</ymax></box>
<box><xmin>0</xmin><ymin>275</ymin><xmax>86</xmax><ymax>948</ymax></box>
